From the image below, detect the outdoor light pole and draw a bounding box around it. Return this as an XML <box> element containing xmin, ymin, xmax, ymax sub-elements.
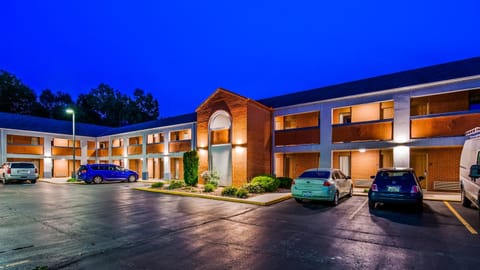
<box><xmin>66</xmin><ymin>109</ymin><xmax>76</xmax><ymax>179</ymax></box>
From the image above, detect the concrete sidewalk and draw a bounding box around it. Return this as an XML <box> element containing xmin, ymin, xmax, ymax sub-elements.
<box><xmin>38</xmin><ymin>178</ymin><xmax>460</xmax><ymax>204</ymax></box>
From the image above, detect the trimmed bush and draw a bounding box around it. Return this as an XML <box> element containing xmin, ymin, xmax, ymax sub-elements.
<box><xmin>222</xmin><ymin>186</ymin><xmax>238</xmax><ymax>196</ymax></box>
<box><xmin>167</xmin><ymin>180</ymin><xmax>185</xmax><ymax>190</ymax></box>
<box><xmin>183</xmin><ymin>150</ymin><xmax>199</xmax><ymax>186</ymax></box>
<box><xmin>204</xmin><ymin>183</ymin><xmax>216</xmax><ymax>192</ymax></box>
<box><xmin>201</xmin><ymin>170</ymin><xmax>220</xmax><ymax>187</ymax></box>
<box><xmin>251</xmin><ymin>175</ymin><xmax>280</xmax><ymax>192</ymax></box>
<box><xmin>235</xmin><ymin>188</ymin><xmax>248</xmax><ymax>198</ymax></box>
<box><xmin>243</xmin><ymin>183</ymin><xmax>265</xmax><ymax>193</ymax></box>
<box><xmin>151</xmin><ymin>182</ymin><xmax>164</xmax><ymax>188</ymax></box>
<box><xmin>277</xmin><ymin>177</ymin><xmax>293</xmax><ymax>189</ymax></box>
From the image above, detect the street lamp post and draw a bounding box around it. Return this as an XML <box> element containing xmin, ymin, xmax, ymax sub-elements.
<box><xmin>66</xmin><ymin>109</ymin><xmax>76</xmax><ymax>180</ymax></box>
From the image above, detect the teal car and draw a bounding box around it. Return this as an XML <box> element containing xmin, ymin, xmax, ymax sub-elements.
<box><xmin>291</xmin><ymin>168</ymin><xmax>353</xmax><ymax>205</ymax></box>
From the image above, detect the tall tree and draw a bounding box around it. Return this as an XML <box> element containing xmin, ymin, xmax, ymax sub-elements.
<box><xmin>133</xmin><ymin>88</ymin><xmax>159</xmax><ymax>122</ymax></box>
<box><xmin>0</xmin><ymin>70</ymin><xmax>37</xmax><ymax>114</ymax></box>
<box><xmin>38</xmin><ymin>89</ymin><xmax>74</xmax><ymax>119</ymax></box>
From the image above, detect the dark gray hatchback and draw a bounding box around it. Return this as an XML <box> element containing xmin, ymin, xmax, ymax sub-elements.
<box><xmin>368</xmin><ymin>168</ymin><xmax>424</xmax><ymax>211</ymax></box>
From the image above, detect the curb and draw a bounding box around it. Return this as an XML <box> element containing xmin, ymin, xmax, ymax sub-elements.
<box><xmin>134</xmin><ymin>187</ymin><xmax>292</xmax><ymax>206</ymax></box>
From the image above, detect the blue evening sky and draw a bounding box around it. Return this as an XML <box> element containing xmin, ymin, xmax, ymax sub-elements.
<box><xmin>1</xmin><ymin>1</ymin><xmax>480</xmax><ymax>117</ymax></box>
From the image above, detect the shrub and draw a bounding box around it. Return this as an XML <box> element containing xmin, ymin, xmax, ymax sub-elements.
<box><xmin>151</xmin><ymin>182</ymin><xmax>164</xmax><ymax>188</ymax></box>
<box><xmin>235</xmin><ymin>188</ymin><xmax>248</xmax><ymax>198</ymax></box>
<box><xmin>204</xmin><ymin>183</ymin><xmax>216</xmax><ymax>192</ymax></box>
<box><xmin>167</xmin><ymin>180</ymin><xmax>185</xmax><ymax>190</ymax></box>
<box><xmin>251</xmin><ymin>175</ymin><xmax>280</xmax><ymax>192</ymax></box>
<box><xmin>222</xmin><ymin>186</ymin><xmax>238</xmax><ymax>196</ymax></box>
<box><xmin>201</xmin><ymin>170</ymin><xmax>220</xmax><ymax>187</ymax></box>
<box><xmin>183</xmin><ymin>150</ymin><xmax>199</xmax><ymax>186</ymax></box>
<box><xmin>277</xmin><ymin>177</ymin><xmax>293</xmax><ymax>189</ymax></box>
<box><xmin>243</xmin><ymin>183</ymin><xmax>265</xmax><ymax>193</ymax></box>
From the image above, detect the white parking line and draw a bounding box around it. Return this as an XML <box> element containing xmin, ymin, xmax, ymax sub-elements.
<box><xmin>0</xmin><ymin>260</ymin><xmax>30</xmax><ymax>269</ymax></box>
<box><xmin>349</xmin><ymin>198</ymin><xmax>368</xmax><ymax>219</ymax></box>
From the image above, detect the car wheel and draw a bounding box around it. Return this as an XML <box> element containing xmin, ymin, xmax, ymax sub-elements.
<box><xmin>461</xmin><ymin>188</ymin><xmax>472</xmax><ymax>207</ymax></box>
<box><xmin>348</xmin><ymin>185</ymin><xmax>353</xmax><ymax>197</ymax></box>
<box><xmin>128</xmin><ymin>175</ymin><xmax>136</xmax><ymax>183</ymax></box>
<box><xmin>30</xmin><ymin>179</ymin><xmax>36</xmax><ymax>184</ymax></box>
<box><xmin>294</xmin><ymin>198</ymin><xmax>303</xmax><ymax>203</ymax></box>
<box><xmin>332</xmin><ymin>191</ymin><xmax>339</xmax><ymax>206</ymax></box>
<box><xmin>368</xmin><ymin>200</ymin><xmax>375</xmax><ymax>210</ymax></box>
<box><xmin>93</xmin><ymin>176</ymin><xmax>103</xmax><ymax>184</ymax></box>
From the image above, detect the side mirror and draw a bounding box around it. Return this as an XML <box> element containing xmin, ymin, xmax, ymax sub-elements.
<box><xmin>469</xmin><ymin>165</ymin><xmax>480</xmax><ymax>179</ymax></box>
<box><xmin>418</xmin><ymin>176</ymin><xmax>425</xmax><ymax>181</ymax></box>
<box><xmin>346</xmin><ymin>176</ymin><xmax>351</xmax><ymax>179</ymax></box>
<box><xmin>370</xmin><ymin>175</ymin><xmax>375</xmax><ymax>179</ymax></box>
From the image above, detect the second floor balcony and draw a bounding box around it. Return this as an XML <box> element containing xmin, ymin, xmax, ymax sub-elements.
<box><xmin>411</xmin><ymin>111</ymin><xmax>480</xmax><ymax>138</ymax></box>
<box><xmin>332</xmin><ymin>120</ymin><xmax>393</xmax><ymax>143</ymax></box>
<box><xmin>275</xmin><ymin>127</ymin><xmax>320</xmax><ymax>146</ymax></box>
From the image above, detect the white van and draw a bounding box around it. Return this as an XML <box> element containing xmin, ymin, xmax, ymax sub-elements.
<box><xmin>460</xmin><ymin>127</ymin><xmax>480</xmax><ymax>209</ymax></box>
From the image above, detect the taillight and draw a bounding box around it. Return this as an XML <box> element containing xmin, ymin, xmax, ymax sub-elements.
<box><xmin>371</xmin><ymin>184</ymin><xmax>378</xmax><ymax>192</ymax></box>
<box><xmin>35</xmin><ymin>168</ymin><xmax>38</xmax><ymax>173</ymax></box>
<box><xmin>323</xmin><ymin>181</ymin><xmax>331</xmax><ymax>186</ymax></box>
<box><xmin>292</xmin><ymin>179</ymin><xmax>296</xmax><ymax>185</ymax></box>
<box><xmin>7</xmin><ymin>168</ymin><xmax>11</xmax><ymax>174</ymax></box>
<box><xmin>411</xmin><ymin>185</ymin><xmax>420</xmax><ymax>193</ymax></box>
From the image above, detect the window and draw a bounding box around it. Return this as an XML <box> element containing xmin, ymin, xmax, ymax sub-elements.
<box><xmin>339</xmin><ymin>113</ymin><xmax>351</xmax><ymax>124</ymax></box>
<box><xmin>470</xmin><ymin>90</ymin><xmax>480</xmax><ymax>110</ymax></box>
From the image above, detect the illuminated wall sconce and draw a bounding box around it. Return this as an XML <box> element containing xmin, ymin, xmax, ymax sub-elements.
<box><xmin>359</xmin><ymin>148</ymin><xmax>366</xmax><ymax>153</ymax></box>
<box><xmin>197</xmin><ymin>145</ymin><xmax>208</xmax><ymax>150</ymax></box>
<box><xmin>232</xmin><ymin>143</ymin><xmax>247</xmax><ymax>148</ymax></box>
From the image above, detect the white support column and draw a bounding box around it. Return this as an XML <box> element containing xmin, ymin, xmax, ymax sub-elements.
<box><xmin>123</xmin><ymin>136</ymin><xmax>129</xmax><ymax>169</ymax></box>
<box><xmin>81</xmin><ymin>140</ymin><xmax>88</xmax><ymax>165</ymax></box>
<box><xmin>43</xmin><ymin>136</ymin><xmax>53</xmax><ymax>178</ymax></box>
<box><xmin>319</xmin><ymin>104</ymin><xmax>332</xmax><ymax>168</ymax></box>
<box><xmin>163</xmin><ymin>131</ymin><xmax>171</xmax><ymax>180</ymax></box>
<box><xmin>393</xmin><ymin>94</ymin><xmax>411</xmax><ymax>167</ymax></box>
<box><xmin>142</xmin><ymin>134</ymin><xmax>148</xmax><ymax>180</ymax></box>
<box><xmin>0</xmin><ymin>129</ymin><xmax>6</xmax><ymax>164</ymax></box>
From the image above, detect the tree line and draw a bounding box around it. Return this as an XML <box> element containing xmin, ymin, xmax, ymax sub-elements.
<box><xmin>0</xmin><ymin>70</ymin><xmax>159</xmax><ymax>127</ymax></box>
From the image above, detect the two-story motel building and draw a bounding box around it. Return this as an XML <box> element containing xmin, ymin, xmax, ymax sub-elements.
<box><xmin>1</xmin><ymin>57</ymin><xmax>480</xmax><ymax>191</ymax></box>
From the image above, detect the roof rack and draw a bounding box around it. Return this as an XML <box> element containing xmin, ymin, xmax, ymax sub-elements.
<box><xmin>465</xmin><ymin>127</ymin><xmax>480</xmax><ymax>138</ymax></box>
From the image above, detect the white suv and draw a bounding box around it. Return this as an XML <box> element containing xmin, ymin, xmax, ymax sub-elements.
<box><xmin>0</xmin><ymin>162</ymin><xmax>39</xmax><ymax>184</ymax></box>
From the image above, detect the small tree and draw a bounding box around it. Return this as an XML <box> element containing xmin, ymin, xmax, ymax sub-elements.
<box><xmin>183</xmin><ymin>150</ymin><xmax>199</xmax><ymax>186</ymax></box>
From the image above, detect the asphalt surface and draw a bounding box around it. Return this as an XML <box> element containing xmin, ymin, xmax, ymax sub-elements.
<box><xmin>0</xmin><ymin>182</ymin><xmax>479</xmax><ymax>270</ymax></box>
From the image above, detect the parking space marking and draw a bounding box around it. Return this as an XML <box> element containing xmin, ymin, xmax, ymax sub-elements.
<box><xmin>444</xmin><ymin>201</ymin><xmax>478</xmax><ymax>235</ymax></box>
<box><xmin>349</xmin><ymin>198</ymin><xmax>368</xmax><ymax>219</ymax></box>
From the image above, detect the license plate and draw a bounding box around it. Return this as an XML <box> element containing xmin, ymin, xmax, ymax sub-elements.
<box><xmin>303</xmin><ymin>191</ymin><xmax>312</xmax><ymax>197</ymax></box>
<box><xmin>19</xmin><ymin>170</ymin><xmax>29</xmax><ymax>174</ymax></box>
<box><xmin>387</xmin><ymin>186</ymin><xmax>400</xmax><ymax>192</ymax></box>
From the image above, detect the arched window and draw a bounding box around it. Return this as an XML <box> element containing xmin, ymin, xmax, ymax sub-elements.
<box><xmin>209</xmin><ymin>110</ymin><xmax>231</xmax><ymax>145</ymax></box>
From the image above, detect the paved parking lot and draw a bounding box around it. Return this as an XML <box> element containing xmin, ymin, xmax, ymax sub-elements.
<box><xmin>0</xmin><ymin>182</ymin><xmax>479</xmax><ymax>269</ymax></box>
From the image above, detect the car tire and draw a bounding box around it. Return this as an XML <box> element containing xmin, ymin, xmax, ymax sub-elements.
<box><xmin>348</xmin><ymin>185</ymin><xmax>353</xmax><ymax>197</ymax></box>
<box><xmin>294</xmin><ymin>198</ymin><xmax>303</xmax><ymax>203</ymax></box>
<box><xmin>128</xmin><ymin>175</ymin><xmax>136</xmax><ymax>183</ymax></box>
<box><xmin>30</xmin><ymin>180</ymin><xmax>36</xmax><ymax>184</ymax></box>
<box><xmin>461</xmin><ymin>188</ymin><xmax>472</xmax><ymax>207</ymax></box>
<box><xmin>332</xmin><ymin>191</ymin><xmax>339</xmax><ymax>206</ymax></box>
<box><xmin>368</xmin><ymin>200</ymin><xmax>375</xmax><ymax>210</ymax></box>
<box><xmin>93</xmin><ymin>176</ymin><xmax>103</xmax><ymax>184</ymax></box>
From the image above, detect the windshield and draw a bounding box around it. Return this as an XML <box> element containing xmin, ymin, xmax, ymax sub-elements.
<box><xmin>298</xmin><ymin>170</ymin><xmax>330</xmax><ymax>179</ymax></box>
